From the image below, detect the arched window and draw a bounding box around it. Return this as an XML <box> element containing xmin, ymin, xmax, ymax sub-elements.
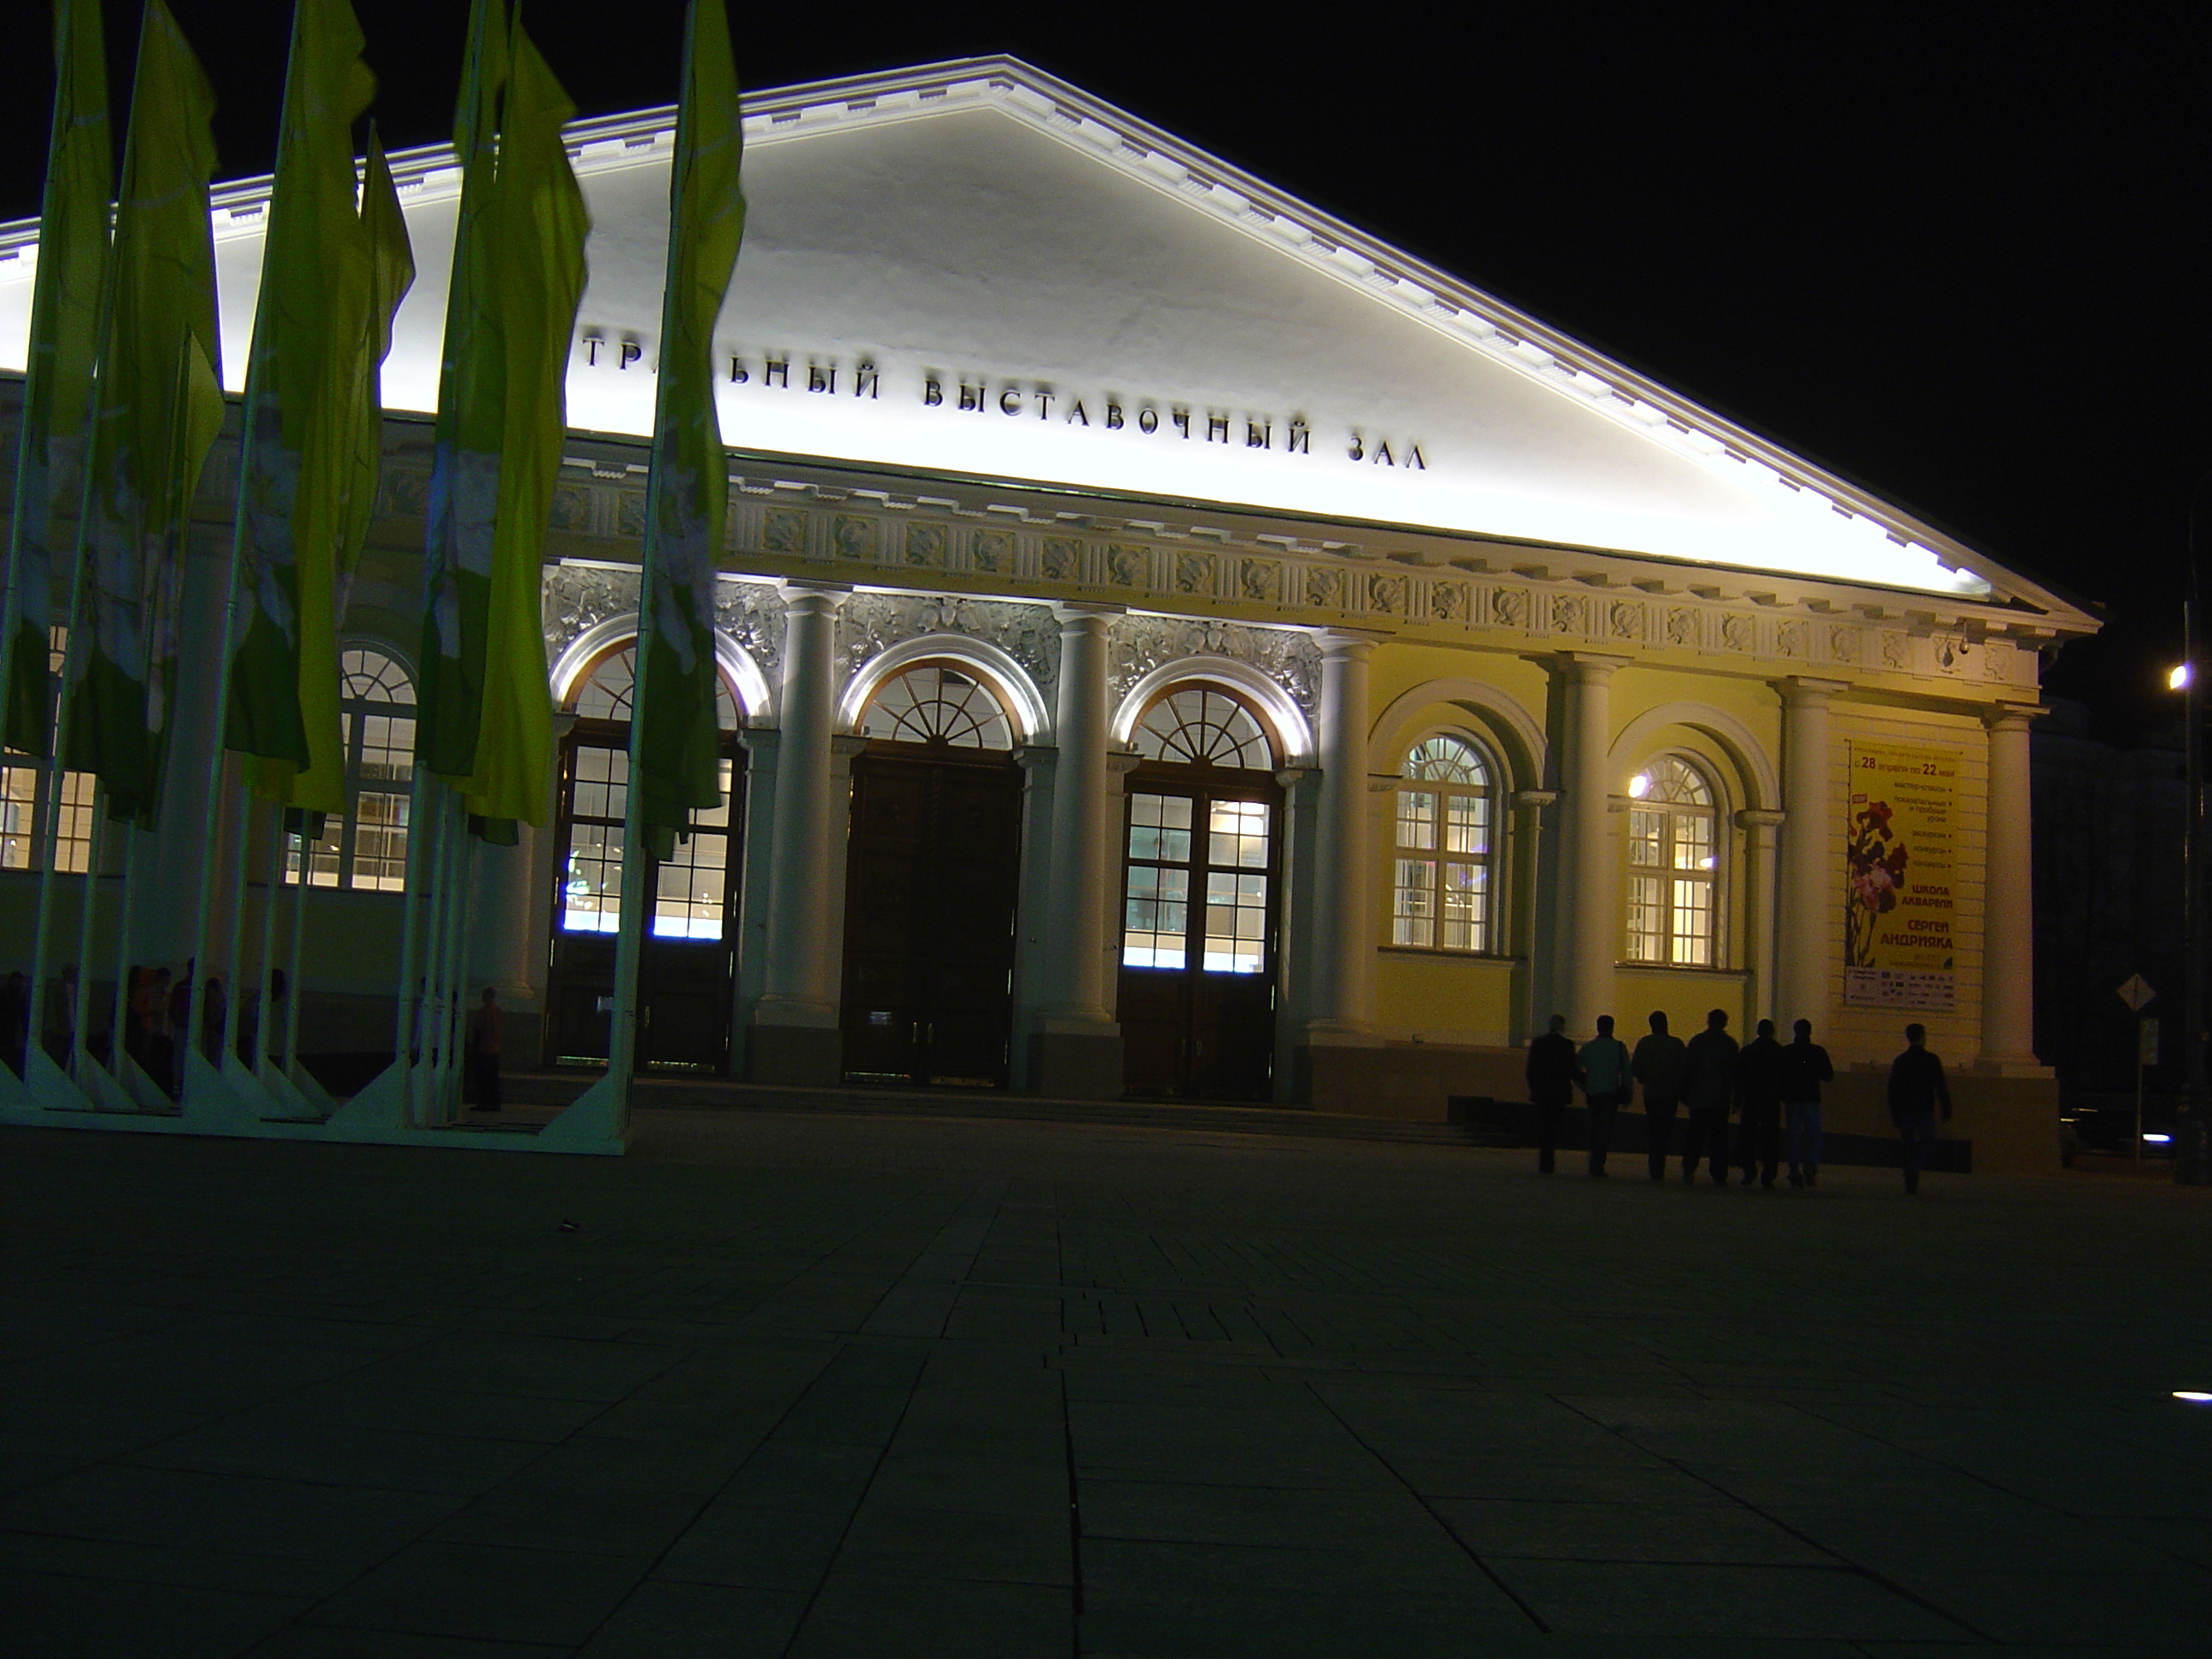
<box><xmin>557</xmin><ymin>644</ymin><xmax>740</xmax><ymax>938</ymax></box>
<box><xmin>0</xmin><ymin>626</ymin><xmax>93</xmax><ymax>874</ymax></box>
<box><xmin>859</xmin><ymin>662</ymin><xmax>1014</xmax><ymax>750</ymax></box>
<box><xmin>1131</xmin><ymin>686</ymin><xmax>1275</xmax><ymax>770</ymax></box>
<box><xmin>1625</xmin><ymin>754</ymin><xmax>1719</xmax><ymax>966</ymax></box>
<box><xmin>288</xmin><ymin>648</ymin><xmax>416</xmax><ymax>892</ymax></box>
<box><xmin>1391</xmin><ymin>732</ymin><xmax>1494</xmax><ymax>952</ymax></box>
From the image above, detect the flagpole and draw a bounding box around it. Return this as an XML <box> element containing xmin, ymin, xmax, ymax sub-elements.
<box><xmin>255</xmin><ymin>800</ymin><xmax>282</xmax><ymax>1070</ymax></box>
<box><xmin>26</xmin><ymin>522</ymin><xmax>99</xmax><ymax>1103</ymax></box>
<box><xmin>109</xmin><ymin>825</ymin><xmax>138</xmax><ymax>1097</ymax></box>
<box><xmin>70</xmin><ymin>792</ymin><xmax>105</xmax><ymax>1076</ymax></box>
<box><xmin>283</xmin><ymin>822</ymin><xmax>308</xmax><ymax>1072</ymax></box>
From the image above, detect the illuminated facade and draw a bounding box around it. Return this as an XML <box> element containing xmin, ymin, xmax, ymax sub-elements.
<box><xmin>0</xmin><ymin>58</ymin><xmax>2096</xmax><ymax>1166</ymax></box>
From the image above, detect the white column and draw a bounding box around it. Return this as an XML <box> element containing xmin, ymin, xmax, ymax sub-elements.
<box><xmin>749</xmin><ymin>584</ymin><xmax>846</xmax><ymax>1082</ymax></box>
<box><xmin>1027</xmin><ymin>607</ymin><xmax>1123</xmax><ymax>1097</ymax></box>
<box><xmin>1511</xmin><ymin>789</ymin><xmax>1557</xmax><ymax>1043</ymax></box>
<box><xmin>1982</xmin><ymin>704</ymin><xmax>2042</xmax><ymax>1068</ymax></box>
<box><xmin>1738</xmin><ymin>808</ymin><xmax>1785</xmax><ymax>1028</ymax></box>
<box><xmin>1044</xmin><ymin>608</ymin><xmax>1116</xmax><ymax>1025</ymax></box>
<box><xmin>1306</xmin><ymin>632</ymin><xmax>1376</xmax><ymax>1038</ymax></box>
<box><xmin>468</xmin><ymin>824</ymin><xmax>540</xmax><ymax>1008</ymax></box>
<box><xmin>1777</xmin><ymin>678</ymin><xmax>1843</xmax><ymax>1033</ymax></box>
<box><xmin>1559</xmin><ymin>653</ymin><xmax>1624</xmax><ymax>1035</ymax></box>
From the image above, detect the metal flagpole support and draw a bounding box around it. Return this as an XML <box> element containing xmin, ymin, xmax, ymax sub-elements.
<box><xmin>283</xmin><ymin>824</ymin><xmax>310</xmax><ymax>1080</ymax></box>
<box><xmin>69</xmin><ymin>792</ymin><xmax>105</xmax><ymax>1076</ymax></box>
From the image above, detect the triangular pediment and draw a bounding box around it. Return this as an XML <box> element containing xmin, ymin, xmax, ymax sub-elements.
<box><xmin>0</xmin><ymin>55</ymin><xmax>2088</xmax><ymax>620</ymax></box>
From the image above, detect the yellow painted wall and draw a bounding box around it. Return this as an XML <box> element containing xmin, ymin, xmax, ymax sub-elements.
<box><xmin>1373</xmin><ymin>950</ymin><xmax>1519</xmax><ymax>1045</ymax></box>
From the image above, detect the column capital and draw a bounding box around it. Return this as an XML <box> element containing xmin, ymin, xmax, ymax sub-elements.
<box><xmin>1013</xmin><ymin>743</ymin><xmax>1058</xmax><ymax>771</ymax></box>
<box><xmin>1511</xmin><ymin>789</ymin><xmax>1558</xmax><ymax>809</ymax></box>
<box><xmin>1319</xmin><ymin>626</ymin><xmax>1388</xmax><ymax>661</ymax></box>
<box><xmin>1983</xmin><ymin>701</ymin><xmax>2046</xmax><ymax>732</ymax></box>
<box><xmin>1556</xmin><ymin>649</ymin><xmax>1630</xmax><ymax>683</ymax></box>
<box><xmin>778</xmin><ymin>581</ymin><xmax>852</xmax><ymax>617</ymax></box>
<box><xmin>1273</xmin><ymin>765</ymin><xmax>1317</xmax><ymax>789</ymax></box>
<box><xmin>1736</xmin><ymin>807</ymin><xmax>1786</xmax><ymax>847</ymax></box>
<box><xmin>1777</xmin><ymin>675</ymin><xmax>1849</xmax><ymax>705</ymax></box>
<box><xmin>1053</xmin><ymin>602</ymin><xmax>1125</xmax><ymax>625</ymax></box>
<box><xmin>1105</xmin><ymin>751</ymin><xmax>1143</xmax><ymax>777</ymax></box>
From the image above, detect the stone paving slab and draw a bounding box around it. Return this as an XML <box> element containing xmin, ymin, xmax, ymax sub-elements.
<box><xmin>3</xmin><ymin>1108</ymin><xmax>2210</xmax><ymax>1656</ymax></box>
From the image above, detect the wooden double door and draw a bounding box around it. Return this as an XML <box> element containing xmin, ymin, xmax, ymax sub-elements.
<box><xmin>544</xmin><ymin>729</ymin><xmax>739</xmax><ymax>1071</ymax></box>
<box><xmin>1115</xmin><ymin>771</ymin><xmax>1282</xmax><ymax>1101</ymax></box>
<box><xmin>840</xmin><ymin>749</ymin><xmax>1022</xmax><ymax>1087</ymax></box>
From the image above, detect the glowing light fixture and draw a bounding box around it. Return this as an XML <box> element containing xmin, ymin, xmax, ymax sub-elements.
<box><xmin>2144</xmin><ymin>1132</ymin><xmax>2174</xmax><ymax>1144</ymax></box>
<box><xmin>2175</xmin><ymin>1391</ymin><xmax>2212</xmax><ymax>1403</ymax></box>
<box><xmin>2172</xmin><ymin>663</ymin><xmax>2193</xmax><ymax>691</ymax></box>
<box><xmin>1627</xmin><ymin>774</ymin><xmax>1650</xmax><ymax>799</ymax></box>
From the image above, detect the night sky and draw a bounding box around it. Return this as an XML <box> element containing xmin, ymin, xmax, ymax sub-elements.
<box><xmin>3</xmin><ymin>2</ymin><xmax>2206</xmax><ymax>734</ymax></box>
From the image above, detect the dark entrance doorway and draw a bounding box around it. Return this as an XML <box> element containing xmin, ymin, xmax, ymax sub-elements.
<box><xmin>839</xmin><ymin>663</ymin><xmax>1023</xmax><ymax>1087</ymax></box>
<box><xmin>545</xmin><ymin>646</ymin><xmax>742</xmax><ymax>1071</ymax></box>
<box><xmin>1115</xmin><ymin>686</ymin><xmax>1284</xmax><ymax>1101</ymax></box>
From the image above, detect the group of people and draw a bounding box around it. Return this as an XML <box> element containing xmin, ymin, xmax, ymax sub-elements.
<box><xmin>1527</xmin><ymin>1009</ymin><xmax>1955</xmax><ymax>1194</ymax></box>
<box><xmin>0</xmin><ymin>963</ymin><xmax>292</xmax><ymax>1099</ymax></box>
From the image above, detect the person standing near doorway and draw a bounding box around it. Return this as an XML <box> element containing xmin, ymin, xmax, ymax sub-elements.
<box><xmin>1734</xmin><ymin>1019</ymin><xmax>1786</xmax><ymax>1188</ymax></box>
<box><xmin>1679</xmin><ymin>1009</ymin><xmax>1738</xmax><ymax>1185</ymax></box>
<box><xmin>1781</xmin><ymin>1019</ymin><xmax>1836</xmax><ymax>1187</ymax></box>
<box><xmin>469</xmin><ymin>987</ymin><xmax>505</xmax><ymax>1113</ymax></box>
<box><xmin>1888</xmin><ymin>1022</ymin><xmax>1952</xmax><ymax>1194</ymax></box>
<box><xmin>1526</xmin><ymin>1014</ymin><xmax>1578</xmax><ymax>1175</ymax></box>
<box><xmin>1576</xmin><ymin>1015</ymin><xmax>1631</xmax><ymax>1178</ymax></box>
<box><xmin>1632</xmin><ymin>1010</ymin><xmax>1686</xmax><ymax>1182</ymax></box>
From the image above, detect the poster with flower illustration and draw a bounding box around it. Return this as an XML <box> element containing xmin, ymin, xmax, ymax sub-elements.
<box><xmin>1843</xmin><ymin>741</ymin><xmax>1958</xmax><ymax>1010</ymax></box>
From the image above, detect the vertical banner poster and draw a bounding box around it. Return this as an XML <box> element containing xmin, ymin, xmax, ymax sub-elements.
<box><xmin>1843</xmin><ymin>740</ymin><xmax>1959</xmax><ymax>1010</ymax></box>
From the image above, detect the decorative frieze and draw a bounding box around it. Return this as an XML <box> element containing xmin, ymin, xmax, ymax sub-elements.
<box><xmin>542</xmin><ymin>563</ymin><xmax>785</xmax><ymax>686</ymax></box>
<box><xmin>1105</xmin><ymin>614</ymin><xmax>1320</xmax><ymax>729</ymax></box>
<box><xmin>835</xmin><ymin>592</ymin><xmax>1061</xmax><ymax>696</ymax></box>
<box><xmin>496</xmin><ymin>459</ymin><xmax>2049</xmax><ymax>697</ymax></box>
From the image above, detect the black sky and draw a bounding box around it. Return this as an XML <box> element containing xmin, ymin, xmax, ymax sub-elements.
<box><xmin>3</xmin><ymin>1</ymin><xmax>2206</xmax><ymax>733</ymax></box>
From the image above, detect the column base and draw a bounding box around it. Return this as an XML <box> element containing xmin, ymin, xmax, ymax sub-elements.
<box><xmin>747</xmin><ymin>1022</ymin><xmax>842</xmax><ymax>1086</ymax></box>
<box><xmin>1027</xmin><ymin>1028</ymin><xmax>1123</xmax><ymax>1099</ymax></box>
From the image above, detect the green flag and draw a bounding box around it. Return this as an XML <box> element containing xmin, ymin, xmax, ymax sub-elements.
<box><xmin>66</xmin><ymin>0</ymin><xmax>224</xmax><ymax>824</ymax></box>
<box><xmin>416</xmin><ymin>0</ymin><xmax>508</xmax><ymax>782</ymax></box>
<box><xmin>454</xmin><ymin>17</ymin><xmax>584</xmax><ymax>830</ymax></box>
<box><xmin>247</xmin><ymin>126</ymin><xmax>415</xmax><ymax>816</ymax></box>
<box><xmin>3</xmin><ymin>0</ymin><xmax>112</xmax><ymax>758</ymax></box>
<box><xmin>634</xmin><ymin>0</ymin><xmax>744</xmax><ymax>859</ymax></box>
<box><xmin>229</xmin><ymin>0</ymin><xmax>376</xmax><ymax>812</ymax></box>
<box><xmin>339</xmin><ymin>130</ymin><xmax>416</xmax><ymax>607</ymax></box>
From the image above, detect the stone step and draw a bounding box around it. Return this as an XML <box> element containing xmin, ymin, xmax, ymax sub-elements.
<box><xmin>494</xmin><ymin>1069</ymin><xmax>1493</xmax><ymax>1148</ymax></box>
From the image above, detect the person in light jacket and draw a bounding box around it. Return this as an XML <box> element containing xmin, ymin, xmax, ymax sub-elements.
<box><xmin>1679</xmin><ymin>1009</ymin><xmax>1738</xmax><ymax>1186</ymax></box>
<box><xmin>1576</xmin><ymin>1015</ymin><xmax>1631</xmax><ymax>1178</ymax></box>
<box><xmin>1780</xmin><ymin>1019</ymin><xmax>1836</xmax><ymax>1188</ymax></box>
<box><xmin>1887</xmin><ymin>1022</ymin><xmax>1952</xmax><ymax>1195</ymax></box>
<box><xmin>1631</xmin><ymin>1010</ymin><xmax>1686</xmax><ymax>1182</ymax></box>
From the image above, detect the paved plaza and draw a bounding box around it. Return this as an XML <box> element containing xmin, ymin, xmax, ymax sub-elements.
<box><xmin>3</xmin><ymin>1107</ymin><xmax>2210</xmax><ymax>1657</ymax></box>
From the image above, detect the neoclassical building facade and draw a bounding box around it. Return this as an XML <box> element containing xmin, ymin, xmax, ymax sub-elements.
<box><xmin>0</xmin><ymin>58</ymin><xmax>2093</xmax><ymax>1166</ymax></box>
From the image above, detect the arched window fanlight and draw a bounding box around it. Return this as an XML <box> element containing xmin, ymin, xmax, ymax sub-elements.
<box><xmin>1625</xmin><ymin>753</ymin><xmax>1720</xmax><ymax>965</ymax></box>
<box><xmin>1392</xmin><ymin>732</ymin><xmax>1495</xmax><ymax>952</ymax></box>
<box><xmin>859</xmin><ymin>663</ymin><xmax>1015</xmax><ymax>750</ymax></box>
<box><xmin>1132</xmin><ymin>687</ymin><xmax>1274</xmax><ymax>770</ymax></box>
<box><xmin>570</xmin><ymin>645</ymin><xmax>740</xmax><ymax>731</ymax></box>
<box><xmin>288</xmin><ymin>647</ymin><xmax>416</xmax><ymax>892</ymax></box>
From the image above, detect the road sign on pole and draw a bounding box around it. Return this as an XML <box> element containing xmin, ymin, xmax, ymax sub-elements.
<box><xmin>2118</xmin><ymin>974</ymin><xmax>2156</xmax><ymax>1013</ymax></box>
